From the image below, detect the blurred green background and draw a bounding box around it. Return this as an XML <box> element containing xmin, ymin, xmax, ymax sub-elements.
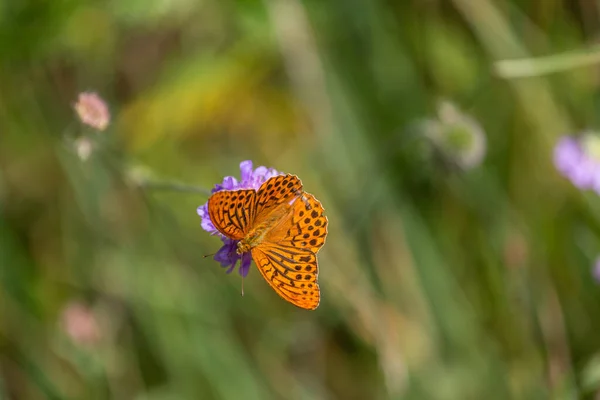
<box><xmin>3</xmin><ymin>0</ymin><xmax>600</xmax><ymax>399</ymax></box>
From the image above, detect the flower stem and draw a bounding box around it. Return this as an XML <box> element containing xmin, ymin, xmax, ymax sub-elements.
<box><xmin>495</xmin><ymin>45</ymin><xmax>600</xmax><ymax>78</ymax></box>
<box><xmin>138</xmin><ymin>181</ymin><xmax>212</xmax><ymax>196</ymax></box>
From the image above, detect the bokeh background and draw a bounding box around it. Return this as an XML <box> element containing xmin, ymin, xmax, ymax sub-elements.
<box><xmin>3</xmin><ymin>0</ymin><xmax>600</xmax><ymax>399</ymax></box>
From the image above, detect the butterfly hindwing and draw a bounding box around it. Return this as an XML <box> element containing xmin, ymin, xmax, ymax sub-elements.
<box><xmin>251</xmin><ymin>244</ymin><xmax>320</xmax><ymax>310</ymax></box>
<box><xmin>267</xmin><ymin>192</ymin><xmax>328</xmax><ymax>253</ymax></box>
<box><xmin>207</xmin><ymin>189</ymin><xmax>257</xmax><ymax>240</ymax></box>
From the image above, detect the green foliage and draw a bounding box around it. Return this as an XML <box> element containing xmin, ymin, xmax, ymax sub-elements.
<box><xmin>1</xmin><ymin>0</ymin><xmax>600</xmax><ymax>398</ymax></box>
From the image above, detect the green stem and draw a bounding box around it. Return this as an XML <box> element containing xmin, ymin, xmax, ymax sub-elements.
<box><xmin>495</xmin><ymin>45</ymin><xmax>600</xmax><ymax>78</ymax></box>
<box><xmin>139</xmin><ymin>181</ymin><xmax>212</xmax><ymax>196</ymax></box>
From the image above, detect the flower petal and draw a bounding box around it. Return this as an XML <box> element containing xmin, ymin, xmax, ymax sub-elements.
<box><xmin>74</xmin><ymin>92</ymin><xmax>110</xmax><ymax>131</ymax></box>
<box><xmin>213</xmin><ymin>244</ymin><xmax>232</xmax><ymax>266</ymax></box>
<box><xmin>214</xmin><ymin>239</ymin><xmax>240</xmax><ymax>271</ymax></box>
<box><xmin>552</xmin><ymin>135</ymin><xmax>600</xmax><ymax>191</ymax></box>
<box><xmin>197</xmin><ymin>204</ymin><xmax>217</xmax><ymax>233</ymax></box>
<box><xmin>265</xmin><ymin>168</ymin><xmax>279</xmax><ymax>180</ymax></box>
<box><xmin>554</xmin><ymin>136</ymin><xmax>582</xmax><ymax>175</ymax></box>
<box><xmin>240</xmin><ymin>160</ymin><xmax>254</xmax><ymax>182</ymax></box>
<box><xmin>202</xmin><ymin>219</ymin><xmax>216</xmax><ymax>233</ymax></box>
<box><xmin>239</xmin><ymin>252</ymin><xmax>252</xmax><ymax>277</ymax></box>
<box><xmin>570</xmin><ymin>158</ymin><xmax>595</xmax><ymax>189</ymax></box>
<box><xmin>253</xmin><ymin>166</ymin><xmax>268</xmax><ymax>178</ymax></box>
<box><xmin>221</xmin><ymin>176</ymin><xmax>238</xmax><ymax>190</ymax></box>
<box><xmin>225</xmin><ymin>261</ymin><xmax>238</xmax><ymax>274</ymax></box>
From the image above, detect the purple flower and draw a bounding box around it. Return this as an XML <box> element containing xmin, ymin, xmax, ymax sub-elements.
<box><xmin>554</xmin><ymin>133</ymin><xmax>600</xmax><ymax>193</ymax></box>
<box><xmin>593</xmin><ymin>257</ymin><xmax>600</xmax><ymax>283</ymax></box>
<box><xmin>214</xmin><ymin>238</ymin><xmax>253</xmax><ymax>276</ymax></box>
<box><xmin>197</xmin><ymin>160</ymin><xmax>280</xmax><ymax>277</ymax></box>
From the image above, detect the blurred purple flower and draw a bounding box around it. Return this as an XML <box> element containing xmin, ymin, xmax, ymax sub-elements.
<box><xmin>197</xmin><ymin>160</ymin><xmax>279</xmax><ymax>277</ymax></box>
<box><xmin>554</xmin><ymin>133</ymin><xmax>600</xmax><ymax>193</ymax></box>
<box><xmin>74</xmin><ymin>92</ymin><xmax>110</xmax><ymax>131</ymax></box>
<box><xmin>593</xmin><ymin>257</ymin><xmax>600</xmax><ymax>282</ymax></box>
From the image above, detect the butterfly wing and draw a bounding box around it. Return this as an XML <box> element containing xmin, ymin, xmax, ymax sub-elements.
<box><xmin>251</xmin><ymin>245</ymin><xmax>320</xmax><ymax>310</ymax></box>
<box><xmin>253</xmin><ymin>174</ymin><xmax>304</xmax><ymax>224</ymax></box>
<box><xmin>251</xmin><ymin>191</ymin><xmax>327</xmax><ymax>310</ymax></box>
<box><xmin>269</xmin><ymin>192</ymin><xmax>328</xmax><ymax>253</ymax></box>
<box><xmin>207</xmin><ymin>189</ymin><xmax>258</xmax><ymax>240</ymax></box>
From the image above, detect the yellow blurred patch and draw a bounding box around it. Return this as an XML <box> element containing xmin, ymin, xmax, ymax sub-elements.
<box><xmin>118</xmin><ymin>49</ymin><xmax>304</xmax><ymax>153</ymax></box>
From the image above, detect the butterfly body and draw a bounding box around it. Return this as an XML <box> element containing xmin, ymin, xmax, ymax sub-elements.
<box><xmin>207</xmin><ymin>174</ymin><xmax>327</xmax><ymax>310</ymax></box>
<box><xmin>237</xmin><ymin>200</ymin><xmax>295</xmax><ymax>254</ymax></box>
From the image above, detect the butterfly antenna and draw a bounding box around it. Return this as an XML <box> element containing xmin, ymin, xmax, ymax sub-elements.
<box><xmin>203</xmin><ymin>252</ymin><xmax>216</xmax><ymax>258</ymax></box>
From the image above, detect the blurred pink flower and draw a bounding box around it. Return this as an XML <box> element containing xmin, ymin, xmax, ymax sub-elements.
<box><xmin>74</xmin><ymin>92</ymin><xmax>110</xmax><ymax>131</ymax></box>
<box><xmin>60</xmin><ymin>302</ymin><xmax>101</xmax><ymax>345</ymax></box>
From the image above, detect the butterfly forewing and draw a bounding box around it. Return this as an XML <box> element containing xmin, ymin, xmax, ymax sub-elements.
<box><xmin>251</xmin><ymin>245</ymin><xmax>320</xmax><ymax>310</ymax></box>
<box><xmin>254</xmin><ymin>175</ymin><xmax>303</xmax><ymax>223</ymax></box>
<box><xmin>207</xmin><ymin>189</ymin><xmax>258</xmax><ymax>240</ymax></box>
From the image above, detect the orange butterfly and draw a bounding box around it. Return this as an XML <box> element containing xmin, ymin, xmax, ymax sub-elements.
<box><xmin>207</xmin><ymin>174</ymin><xmax>327</xmax><ymax>310</ymax></box>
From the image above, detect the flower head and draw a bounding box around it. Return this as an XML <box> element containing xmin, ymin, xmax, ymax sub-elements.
<box><xmin>74</xmin><ymin>92</ymin><xmax>110</xmax><ymax>131</ymax></box>
<box><xmin>197</xmin><ymin>160</ymin><xmax>280</xmax><ymax>277</ymax></box>
<box><xmin>593</xmin><ymin>257</ymin><xmax>600</xmax><ymax>283</ymax></box>
<box><xmin>60</xmin><ymin>301</ymin><xmax>101</xmax><ymax>346</ymax></box>
<box><xmin>554</xmin><ymin>133</ymin><xmax>600</xmax><ymax>193</ymax></box>
<box><xmin>424</xmin><ymin>101</ymin><xmax>487</xmax><ymax>170</ymax></box>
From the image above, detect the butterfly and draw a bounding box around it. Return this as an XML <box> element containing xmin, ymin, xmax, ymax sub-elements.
<box><xmin>207</xmin><ymin>174</ymin><xmax>328</xmax><ymax>310</ymax></box>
